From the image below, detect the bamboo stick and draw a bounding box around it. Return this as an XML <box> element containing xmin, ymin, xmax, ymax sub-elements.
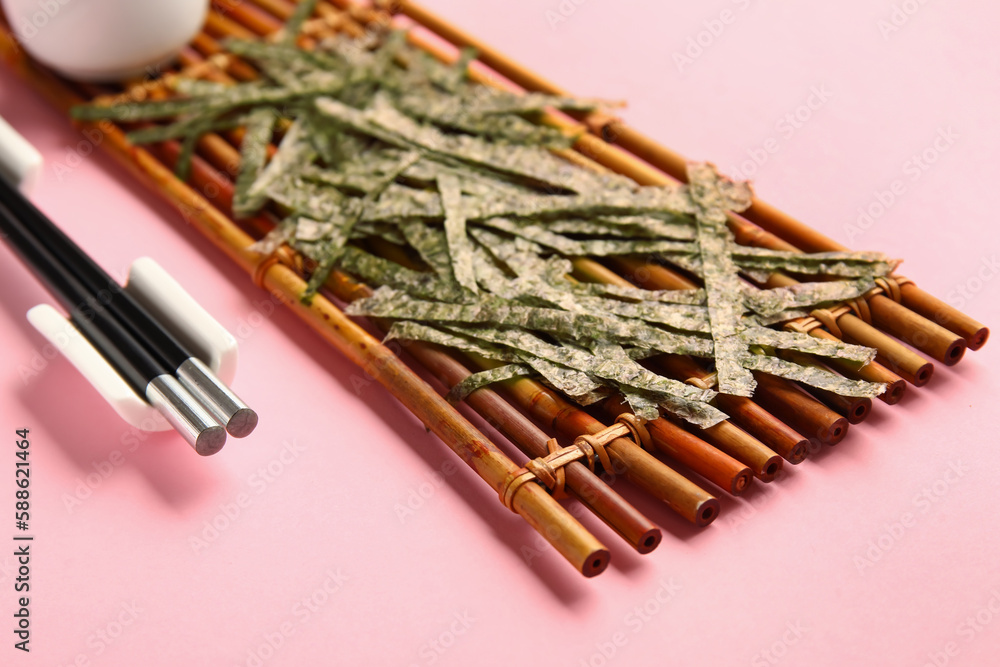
<box><xmin>752</xmin><ymin>373</ymin><xmax>849</xmax><ymax>447</ymax></box>
<box><xmin>397</xmin><ymin>0</ymin><xmax>565</xmax><ymax>97</ymax></box>
<box><xmin>869</xmin><ymin>296</ymin><xmax>966</xmax><ymax>366</ymax></box>
<box><xmin>838</xmin><ymin>315</ymin><xmax>934</xmax><ymax>387</ymax></box>
<box><xmin>712</xmin><ymin>393</ymin><xmax>808</xmax><ymax>464</ymax></box>
<box><xmin>898</xmin><ymin>283</ymin><xmax>988</xmax><ymax>351</ymax></box>
<box><xmin>804</xmin><ymin>385</ymin><xmax>871</xmax><ymax>425</ymax></box>
<box><xmin>603</xmin><ymin>396</ymin><xmax>753</xmax><ymax>497</ymax></box>
<box><xmin>491</xmin><ymin>365</ymin><xmax>721</xmax><ymax>527</ymax></box>
<box><xmin>247</xmin><ymin>0</ymin><xmax>302</xmax><ymax>21</ymax></box>
<box><xmin>249</xmin><ymin>0</ymin><xmax>374</xmax><ymax>33</ymax></box>
<box><xmin>695</xmin><ymin>420</ymin><xmax>783</xmax><ymax>482</ymax></box>
<box><xmin>608</xmin><ymin>256</ymin><xmax>697</xmax><ymax>291</ymax></box>
<box><xmin>656</xmin><ymin>355</ymin><xmax>809</xmax><ymax>465</ymax></box>
<box><xmin>393</xmin><ymin>0</ymin><xmax>989</xmax><ymax>353</ymax></box>
<box><xmin>776</xmin><ymin>350</ymin><xmax>872</xmax><ymax>424</ymax></box>
<box><xmin>214</xmin><ymin>0</ymin><xmax>281</xmax><ymax>36</ymax></box>
<box><xmin>803</xmin><ymin>328</ymin><xmax>907</xmax><ymax>405</ymax></box>
<box><xmin>238</xmin><ymin>0</ymin><xmax>370</xmax><ymax>42</ymax></box>
<box><xmin>193</xmin><ymin>31</ymin><xmax>259</xmax><ymax>82</ymax></box>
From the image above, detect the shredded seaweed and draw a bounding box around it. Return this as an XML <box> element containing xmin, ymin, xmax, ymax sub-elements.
<box><xmin>69</xmin><ymin>29</ymin><xmax>897</xmax><ymax>427</ymax></box>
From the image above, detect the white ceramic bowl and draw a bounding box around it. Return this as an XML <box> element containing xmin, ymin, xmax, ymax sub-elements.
<box><xmin>1</xmin><ymin>0</ymin><xmax>209</xmax><ymax>81</ymax></box>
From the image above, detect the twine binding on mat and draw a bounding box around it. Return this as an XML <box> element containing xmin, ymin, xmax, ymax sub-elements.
<box><xmin>499</xmin><ymin>414</ymin><xmax>651</xmax><ymax>511</ymax></box>
<box><xmin>684</xmin><ymin>372</ymin><xmax>718</xmax><ymax>391</ymax></box>
<box><xmin>783</xmin><ymin>276</ymin><xmax>913</xmax><ymax>335</ymax></box>
<box><xmin>251</xmin><ymin>245</ymin><xmax>306</xmax><ymax>290</ymax></box>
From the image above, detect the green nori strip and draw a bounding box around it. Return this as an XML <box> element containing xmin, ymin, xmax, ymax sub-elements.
<box><xmin>347</xmin><ymin>287</ymin><xmax>714</xmax><ymax>356</ymax></box>
<box><xmin>438</xmin><ymin>173</ymin><xmax>479</xmax><ymax>294</ymax></box>
<box><xmin>571</xmin><ymin>282</ymin><xmax>707</xmax><ymax>306</ymax></box>
<box><xmin>245</xmin><ymin>118</ymin><xmax>318</xmax><ymax>214</ymax></box>
<box><xmin>741</xmin><ymin>326</ymin><xmax>877</xmax><ymax>365</ymax></box>
<box><xmin>302</xmin><ymin>152</ymin><xmax>421</xmax><ymax>299</ymax></box>
<box><xmin>689</xmin><ymin>163</ymin><xmax>756</xmax><ymax>396</ymax></box>
<box><xmin>743</xmin><ymin>354</ymin><xmax>885</xmax><ymax>398</ymax></box>
<box><xmin>398</xmin><ymin>221</ymin><xmax>453</xmax><ymax>275</ymax></box>
<box><xmin>572</xmin><ymin>295</ymin><xmax>711</xmax><ymax>334</ymax></box>
<box><xmin>523</xmin><ymin>356</ymin><xmax>610</xmax><ymax>405</ymax></box>
<box><xmin>74</xmin><ymin>79</ymin><xmax>344</xmax><ymax>122</ymax></box>
<box><xmin>233</xmin><ymin>108</ymin><xmax>277</xmax><ymax>218</ymax></box>
<box><xmin>126</xmin><ymin>111</ymin><xmax>250</xmax><ymax>145</ymax></box>
<box><xmin>622</xmin><ymin>392</ymin><xmax>662</xmax><ymax>421</ymax></box>
<box><xmin>394</xmin><ymin>91</ymin><xmax>579</xmax><ymax>148</ymax></box>
<box><xmin>444</xmin><ymin>325</ymin><xmax>714</xmax><ymax>403</ymax></box>
<box><xmin>732</xmin><ymin>247</ymin><xmax>899</xmax><ymax>278</ymax></box>
<box><xmin>476</xmin><ymin>217</ymin><xmax>696</xmax><ymax>257</ymax></box>
<box><xmin>743</xmin><ymin>278</ymin><xmax>875</xmax><ymax>317</ymax></box>
<box><xmin>336</xmin><ymin>247</ymin><xmax>464</xmax><ymax>302</ymax></box>
<box><xmin>446</xmin><ymin>363</ymin><xmax>534</xmax><ymax>403</ymax></box>
<box><xmin>384</xmin><ymin>321</ymin><xmax>521</xmax><ymax>364</ymax></box>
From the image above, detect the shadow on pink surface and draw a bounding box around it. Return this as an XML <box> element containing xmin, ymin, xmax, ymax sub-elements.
<box><xmin>18</xmin><ymin>353</ymin><xmax>218</xmax><ymax>511</ymax></box>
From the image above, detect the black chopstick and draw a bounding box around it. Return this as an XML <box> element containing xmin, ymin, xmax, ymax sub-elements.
<box><xmin>0</xmin><ymin>197</ymin><xmax>226</xmax><ymax>455</ymax></box>
<box><xmin>0</xmin><ymin>175</ymin><xmax>257</xmax><ymax>437</ymax></box>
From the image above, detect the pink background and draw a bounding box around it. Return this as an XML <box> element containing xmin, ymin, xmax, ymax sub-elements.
<box><xmin>2</xmin><ymin>1</ymin><xmax>999</xmax><ymax>665</ymax></box>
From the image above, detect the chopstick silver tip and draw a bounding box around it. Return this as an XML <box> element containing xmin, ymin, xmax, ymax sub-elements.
<box><xmin>177</xmin><ymin>357</ymin><xmax>257</xmax><ymax>438</ymax></box>
<box><xmin>226</xmin><ymin>407</ymin><xmax>259</xmax><ymax>438</ymax></box>
<box><xmin>146</xmin><ymin>374</ymin><xmax>227</xmax><ymax>455</ymax></box>
<box><xmin>195</xmin><ymin>425</ymin><xmax>228</xmax><ymax>456</ymax></box>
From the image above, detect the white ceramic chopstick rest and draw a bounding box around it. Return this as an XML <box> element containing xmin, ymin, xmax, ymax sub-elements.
<box><xmin>27</xmin><ymin>257</ymin><xmax>240</xmax><ymax>431</ymax></box>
